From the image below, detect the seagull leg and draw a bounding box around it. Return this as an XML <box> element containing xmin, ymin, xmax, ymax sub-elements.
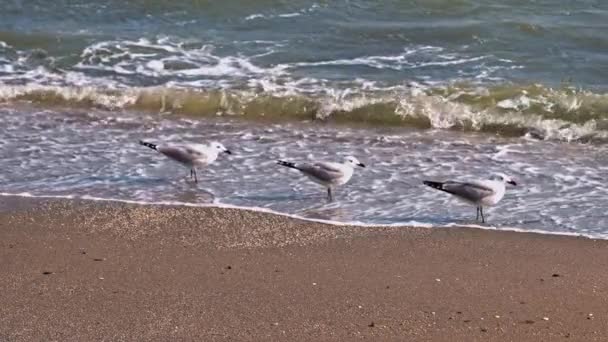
<box><xmin>476</xmin><ymin>206</ymin><xmax>480</xmax><ymax>221</ymax></box>
<box><xmin>480</xmin><ymin>206</ymin><xmax>485</xmax><ymax>223</ymax></box>
<box><xmin>327</xmin><ymin>187</ymin><xmax>333</xmax><ymax>202</ymax></box>
<box><xmin>192</xmin><ymin>168</ymin><xmax>198</xmax><ymax>183</ymax></box>
<box><xmin>190</xmin><ymin>169</ymin><xmax>194</xmax><ymax>181</ymax></box>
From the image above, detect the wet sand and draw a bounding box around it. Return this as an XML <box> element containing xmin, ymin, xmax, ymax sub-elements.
<box><xmin>1</xmin><ymin>197</ymin><xmax>607</xmax><ymax>341</ymax></box>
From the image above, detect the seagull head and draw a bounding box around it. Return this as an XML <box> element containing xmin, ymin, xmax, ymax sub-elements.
<box><xmin>210</xmin><ymin>142</ymin><xmax>232</xmax><ymax>155</ymax></box>
<box><xmin>344</xmin><ymin>156</ymin><xmax>365</xmax><ymax>168</ymax></box>
<box><xmin>491</xmin><ymin>173</ymin><xmax>517</xmax><ymax>186</ymax></box>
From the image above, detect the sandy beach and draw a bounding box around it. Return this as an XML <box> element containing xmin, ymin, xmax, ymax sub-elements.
<box><xmin>1</xmin><ymin>196</ymin><xmax>607</xmax><ymax>341</ymax></box>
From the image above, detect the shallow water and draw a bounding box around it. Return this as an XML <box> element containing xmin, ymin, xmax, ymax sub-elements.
<box><xmin>1</xmin><ymin>1</ymin><xmax>608</xmax><ymax>237</ymax></box>
<box><xmin>2</xmin><ymin>106</ymin><xmax>608</xmax><ymax>237</ymax></box>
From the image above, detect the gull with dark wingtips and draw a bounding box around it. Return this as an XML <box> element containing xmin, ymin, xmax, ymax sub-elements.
<box><xmin>277</xmin><ymin>156</ymin><xmax>366</xmax><ymax>201</ymax></box>
<box><xmin>139</xmin><ymin>140</ymin><xmax>232</xmax><ymax>183</ymax></box>
<box><xmin>423</xmin><ymin>173</ymin><xmax>517</xmax><ymax>223</ymax></box>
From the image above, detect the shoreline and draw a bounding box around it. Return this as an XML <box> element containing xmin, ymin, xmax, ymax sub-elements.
<box><xmin>2</xmin><ymin>197</ymin><xmax>608</xmax><ymax>340</ymax></box>
<box><xmin>0</xmin><ymin>193</ymin><xmax>602</xmax><ymax>241</ymax></box>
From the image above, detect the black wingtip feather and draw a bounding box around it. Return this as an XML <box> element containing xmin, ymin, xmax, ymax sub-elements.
<box><xmin>277</xmin><ymin>160</ymin><xmax>297</xmax><ymax>169</ymax></box>
<box><xmin>139</xmin><ymin>140</ymin><xmax>157</xmax><ymax>150</ymax></box>
<box><xmin>423</xmin><ymin>180</ymin><xmax>444</xmax><ymax>190</ymax></box>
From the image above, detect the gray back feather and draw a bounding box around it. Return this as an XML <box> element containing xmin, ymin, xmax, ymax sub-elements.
<box><xmin>442</xmin><ymin>181</ymin><xmax>494</xmax><ymax>202</ymax></box>
<box><xmin>158</xmin><ymin>146</ymin><xmax>200</xmax><ymax>165</ymax></box>
<box><xmin>297</xmin><ymin>162</ymin><xmax>344</xmax><ymax>182</ymax></box>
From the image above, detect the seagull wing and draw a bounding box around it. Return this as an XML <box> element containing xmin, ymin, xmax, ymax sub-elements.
<box><xmin>441</xmin><ymin>181</ymin><xmax>495</xmax><ymax>203</ymax></box>
<box><xmin>157</xmin><ymin>145</ymin><xmax>203</xmax><ymax>165</ymax></box>
<box><xmin>297</xmin><ymin>162</ymin><xmax>344</xmax><ymax>183</ymax></box>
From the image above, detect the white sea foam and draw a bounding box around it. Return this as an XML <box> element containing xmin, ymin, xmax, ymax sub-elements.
<box><xmin>277</xmin><ymin>12</ymin><xmax>301</xmax><ymax>18</ymax></box>
<box><xmin>245</xmin><ymin>3</ymin><xmax>321</xmax><ymax>21</ymax></box>
<box><xmin>245</xmin><ymin>14</ymin><xmax>266</xmax><ymax>21</ymax></box>
<box><xmin>285</xmin><ymin>47</ymin><xmax>503</xmax><ymax>72</ymax></box>
<box><xmin>75</xmin><ymin>37</ymin><xmax>287</xmax><ymax>81</ymax></box>
<box><xmin>0</xmin><ymin>34</ymin><xmax>606</xmax><ymax>143</ymax></box>
<box><xmin>0</xmin><ymin>80</ymin><xmax>606</xmax><ymax>144</ymax></box>
<box><xmin>1</xmin><ymin>107</ymin><xmax>607</xmax><ymax>238</ymax></box>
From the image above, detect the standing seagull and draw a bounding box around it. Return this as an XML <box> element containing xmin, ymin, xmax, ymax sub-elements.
<box><xmin>139</xmin><ymin>140</ymin><xmax>231</xmax><ymax>183</ymax></box>
<box><xmin>422</xmin><ymin>173</ymin><xmax>517</xmax><ymax>223</ymax></box>
<box><xmin>277</xmin><ymin>156</ymin><xmax>366</xmax><ymax>201</ymax></box>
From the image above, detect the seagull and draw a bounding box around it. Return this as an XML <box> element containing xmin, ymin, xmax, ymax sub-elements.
<box><xmin>422</xmin><ymin>173</ymin><xmax>517</xmax><ymax>223</ymax></box>
<box><xmin>139</xmin><ymin>140</ymin><xmax>231</xmax><ymax>183</ymax></box>
<box><xmin>277</xmin><ymin>156</ymin><xmax>366</xmax><ymax>201</ymax></box>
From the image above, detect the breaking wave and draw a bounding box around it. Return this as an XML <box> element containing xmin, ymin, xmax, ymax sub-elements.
<box><xmin>1</xmin><ymin>82</ymin><xmax>608</xmax><ymax>143</ymax></box>
<box><xmin>2</xmin><ymin>34</ymin><xmax>607</xmax><ymax>143</ymax></box>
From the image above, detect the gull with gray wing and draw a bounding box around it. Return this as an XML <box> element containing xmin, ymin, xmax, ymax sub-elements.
<box><xmin>139</xmin><ymin>140</ymin><xmax>231</xmax><ymax>183</ymax></box>
<box><xmin>423</xmin><ymin>173</ymin><xmax>517</xmax><ymax>223</ymax></box>
<box><xmin>277</xmin><ymin>156</ymin><xmax>366</xmax><ymax>201</ymax></box>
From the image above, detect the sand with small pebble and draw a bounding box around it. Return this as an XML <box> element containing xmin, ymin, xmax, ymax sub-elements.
<box><xmin>1</xmin><ymin>197</ymin><xmax>607</xmax><ymax>341</ymax></box>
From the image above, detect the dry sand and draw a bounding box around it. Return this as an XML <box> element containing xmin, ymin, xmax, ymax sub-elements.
<box><xmin>1</xmin><ymin>197</ymin><xmax>607</xmax><ymax>341</ymax></box>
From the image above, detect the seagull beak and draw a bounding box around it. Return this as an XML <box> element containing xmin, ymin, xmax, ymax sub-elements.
<box><xmin>508</xmin><ymin>180</ymin><xmax>517</xmax><ymax>186</ymax></box>
<box><xmin>224</xmin><ymin>150</ymin><xmax>232</xmax><ymax>155</ymax></box>
<box><xmin>358</xmin><ymin>162</ymin><xmax>366</xmax><ymax>168</ymax></box>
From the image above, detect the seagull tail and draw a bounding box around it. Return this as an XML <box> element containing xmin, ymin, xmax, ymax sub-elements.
<box><xmin>277</xmin><ymin>160</ymin><xmax>298</xmax><ymax>169</ymax></box>
<box><xmin>139</xmin><ymin>140</ymin><xmax>157</xmax><ymax>151</ymax></box>
<box><xmin>423</xmin><ymin>180</ymin><xmax>445</xmax><ymax>191</ymax></box>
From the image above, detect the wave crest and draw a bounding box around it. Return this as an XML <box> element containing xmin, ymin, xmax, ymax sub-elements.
<box><xmin>1</xmin><ymin>82</ymin><xmax>607</xmax><ymax>142</ymax></box>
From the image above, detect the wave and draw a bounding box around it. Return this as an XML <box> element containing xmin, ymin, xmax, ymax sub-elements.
<box><xmin>1</xmin><ymin>82</ymin><xmax>608</xmax><ymax>143</ymax></box>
